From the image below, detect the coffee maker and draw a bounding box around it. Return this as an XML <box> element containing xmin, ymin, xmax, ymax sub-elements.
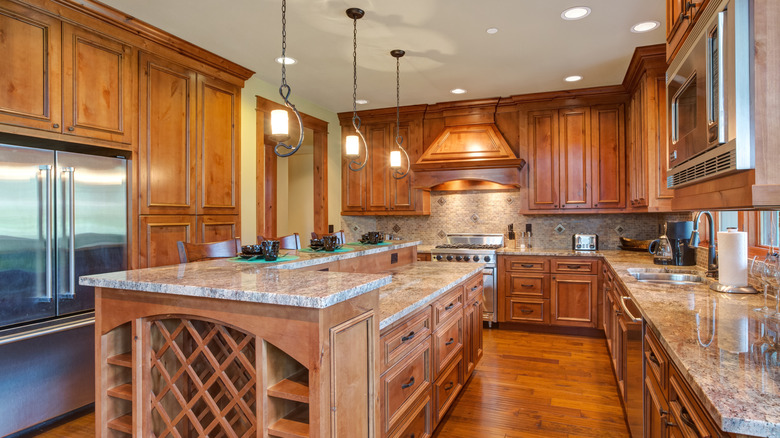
<box><xmin>666</xmin><ymin>221</ymin><xmax>697</xmax><ymax>266</ymax></box>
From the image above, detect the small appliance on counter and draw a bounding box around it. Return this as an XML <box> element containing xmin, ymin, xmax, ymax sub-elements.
<box><xmin>666</xmin><ymin>221</ymin><xmax>698</xmax><ymax>266</ymax></box>
<box><xmin>572</xmin><ymin>234</ymin><xmax>598</xmax><ymax>251</ymax></box>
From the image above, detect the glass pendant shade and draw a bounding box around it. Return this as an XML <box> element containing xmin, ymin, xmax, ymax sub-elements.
<box><xmin>271</xmin><ymin>109</ymin><xmax>289</xmax><ymax>136</ymax></box>
<box><xmin>390</xmin><ymin>150</ymin><xmax>402</xmax><ymax>167</ymax></box>
<box><xmin>346</xmin><ymin>135</ymin><xmax>360</xmax><ymax>156</ymax></box>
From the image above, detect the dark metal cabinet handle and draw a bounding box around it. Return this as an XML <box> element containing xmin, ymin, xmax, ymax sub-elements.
<box><xmin>471</xmin><ymin>285</ymin><xmax>479</xmax><ymax>291</ymax></box>
<box><xmin>52</xmin><ymin>123</ymin><xmax>59</xmax><ymax>129</ymax></box>
<box><xmin>521</xmin><ymin>284</ymin><xmax>534</xmax><ymax>288</ymax></box>
<box><xmin>401</xmin><ymin>377</ymin><xmax>415</xmax><ymax>389</ymax></box>
<box><xmin>445</xmin><ymin>302</ymin><xmax>455</xmax><ymax>310</ymax></box>
<box><xmin>680</xmin><ymin>408</ymin><xmax>700</xmax><ymax>435</ymax></box>
<box><xmin>67</xmin><ymin>126</ymin><xmax>75</xmax><ymax>131</ymax></box>
<box><xmin>521</xmin><ymin>264</ymin><xmax>534</xmax><ymax>268</ymax></box>
<box><xmin>648</xmin><ymin>351</ymin><xmax>660</xmax><ymax>366</ymax></box>
<box><xmin>445</xmin><ymin>337</ymin><xmax>455</xmax><ymax>346</ymax></box>
<box><xmin>401</xmin><ymin>331</ymin><xmax>416</xmax><ymax>343</ymax></box>
<box><xmin>444</xmin><ymin>381</ymin><xmax>454</xmax><ymax>391</ymax></box>
<box><xmin>566</xmin><ymin>264</ymin><xmax>582</xmax><ymax>269</ymax></box>
<box><xmin>520</xmin><ymin>309</ymin><xmax>533</xmax><ymax>314</ymax></box>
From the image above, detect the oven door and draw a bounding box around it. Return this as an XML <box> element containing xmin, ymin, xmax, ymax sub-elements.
<box><xmin>668</xmin><ymin>10</ymin><xmax>726</xmax><ymax>168</ymax></box>
<box><xmin>481</xmin><ymin>266</ymin><xmax>496</xmax><ymax>323</ymax></box>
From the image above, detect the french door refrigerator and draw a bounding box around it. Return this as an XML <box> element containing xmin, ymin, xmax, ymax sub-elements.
<box><xmin>0</xmin><ymin>143</ymin><xmax>127</xmax><ymax>436</ymax></box>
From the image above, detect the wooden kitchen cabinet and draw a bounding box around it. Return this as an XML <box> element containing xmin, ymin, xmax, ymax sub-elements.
<box><xmin>591</xmin><ymin>104</ymin><xmax>626</xmax><ymax>209</ymax></box>
<box><xmin>528</xmin><ymin>109</ymin><xmax>559</xmax><ymax>210</ymax></box>
<box><xmin>463</xmin><ymin>296</ymin><xmax>483</xmax><ymax>380</ymax></box>
<box><xmin>559</xmin><ymin>107</ymin><xmax>592</xmax><ymax>209</ymax></box>
<box><xmin>551</xmin><ymin>274</ymin><xmax>598</xmax><ymax>328</ymax></box>
<box><xmin>644</xmin><ymin>374</ymin><xmax>671</xmax><ymax>438</ymax></box>
<box><xmin>62</xmin><ymin>23</ymin><xmax>134</xmax><ymax>144</ymax></box>
<box><xmin>138</xmin><ymin>53</ymin><xmax>197</xmax><ymax>215</ymax></box>
<box><xmin>138</xmin><ymin>215</ymin><xmax>196</xmax><ymax>268</ymax></box>
<box><xmin>666</xmin><ymin>0</ymin><xmax>710</xmax><ymax>62</ymax></box>
<box><xmin>0</xmin><ymin>3</ymin><xmax>61</xmax><ymax>132</ymax></box>
<box><xmin>197</xmin><ymin>215</ymin><xmax>239</xmax><ymax>244</ymax></box>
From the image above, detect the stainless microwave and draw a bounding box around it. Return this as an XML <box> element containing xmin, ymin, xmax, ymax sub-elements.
<box><xmin>666</xmin><ymin>0</ymin><xmax>754</xmax><ymax>189</ymax></box>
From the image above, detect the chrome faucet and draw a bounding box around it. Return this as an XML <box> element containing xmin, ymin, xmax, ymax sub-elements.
<box><xmin>690</xmin><ymin>211</ymin><xmax>718</xmax><ymax>277</ymax></box>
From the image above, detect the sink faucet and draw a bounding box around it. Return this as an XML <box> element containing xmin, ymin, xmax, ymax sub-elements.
<box><xmin>690</xmin><ymin>211</ymin><xmax>718</xmax><ymax>277</ymax></box>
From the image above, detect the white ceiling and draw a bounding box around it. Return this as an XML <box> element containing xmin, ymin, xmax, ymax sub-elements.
<box><xmin>98</xmin><ymin>0</ymin><xmax>665</xmax><ymax>113</ymax></box>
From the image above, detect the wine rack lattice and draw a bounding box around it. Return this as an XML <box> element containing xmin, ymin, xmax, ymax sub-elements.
<box><xmin>148</xmin><ymin>318</ymin><xmax>257</xmax><ymax>438</ymax></box>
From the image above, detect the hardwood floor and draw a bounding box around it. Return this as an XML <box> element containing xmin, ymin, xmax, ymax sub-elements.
<box><xmin>25</xmin><ymin>328</ymin><xmax>627</xmax><ymax>438</ymax></box>
<box><xmin>433</xmin><ymin>328</ymin><xmax>630</xmax><ymax>438</ymax></box>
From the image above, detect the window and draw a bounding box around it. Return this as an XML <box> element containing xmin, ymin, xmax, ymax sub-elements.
<box><xmin>758</xmin><ymin>211</ymin><xmax>779</xmax><ymax>248</ymax></box>
<box><xmin>710</xmin><ymin>210</ymin><xmax>779</xmax><ymax>256</ymax></box>
<box><xmin>718</xmin><ymin>211</ymin><xmax>740</xmax><ymax>231</ymax></box>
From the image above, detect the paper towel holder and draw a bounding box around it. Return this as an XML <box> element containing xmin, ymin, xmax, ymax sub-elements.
<box><xmin>709</xmin><ymin>283</ymin><xmax>758</xmax><ymax>294</ymax></box>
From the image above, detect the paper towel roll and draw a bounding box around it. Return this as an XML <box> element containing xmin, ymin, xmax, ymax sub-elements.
<box><xmin>717</xmin><ymin>230</ymin><xmax>748</xmax><ymax>287</ymax></box>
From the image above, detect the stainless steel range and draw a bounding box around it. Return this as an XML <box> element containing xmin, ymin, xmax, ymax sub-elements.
<box><xmin>430</xmin><ymin>233</ymin><xmax>503</xmax><ymax>325</ymax></box>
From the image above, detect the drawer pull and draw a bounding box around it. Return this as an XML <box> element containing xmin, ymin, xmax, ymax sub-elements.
<box><xmin>521</xmin><ymin>284</ymin><xmax>534</xmax><ymax>288</ymax></box>
<box><xmin>401</xmin><ymin>376</ymin><xmax>415</xmax><ymax>389</ymax></box>
<box><xmin>520</xmin><ymin>309</ymin><xmax>533</xmax><ymax>314</ymax></box>
<box><xmin>521</xmin><ymin>264</ymin><xmax>534</xmax><ymax>268</ymax></box>
<box><xmin>444</xmin><ymin>381</ymin><xmax>454</xmax><ymax>391</ymax></box>
<box><xmin>401</xmin><ymin>331</ymin><xmax>416</xmax><ymax>343</ymax></box>
<box><xmin>444</xmin><ymin>302</ymin><xmax>455</xmax><ymax>311</ymax></box>
<box><xmin>566</xmin><ymin>264</ymin><xmax>583</xmax><ymax>269</ymax></box>
<box><xmin>680</xmin><ymin>408</ymin><xmax>700</xmax><ymax>435</ymax></box>
<box><xmin>445</xmin><ymin>337</ymin><xmax>455</xmax><ymax>346</ymax></box>
<box><xmin>648</xmin><ymin>351</ymin><xmax>660</xmax><ymax>366</ymax></box>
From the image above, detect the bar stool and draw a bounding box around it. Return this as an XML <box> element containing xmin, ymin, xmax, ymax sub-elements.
<box><xmin>177</xmin><ymin>238</ymin><xmax>241</xmax><ymax>263</ymax></box>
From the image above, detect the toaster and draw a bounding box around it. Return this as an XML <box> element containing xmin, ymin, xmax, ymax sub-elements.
<box><xmin>573</xmin><ymin>234</ymin><xmax>598</xmax><ymax>251</ymax></box>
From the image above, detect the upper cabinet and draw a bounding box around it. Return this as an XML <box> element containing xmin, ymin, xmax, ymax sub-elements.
<box><xmin>666</xmin><ymin>0</ymin><xmax>710</xmax><ymax>62</ymax></box>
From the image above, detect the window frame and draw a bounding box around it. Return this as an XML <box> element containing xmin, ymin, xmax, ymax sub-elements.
<box><xmin>707</xmin><ymin>210</ymin><xmax>778</xmax><ymax>258</ymax></box>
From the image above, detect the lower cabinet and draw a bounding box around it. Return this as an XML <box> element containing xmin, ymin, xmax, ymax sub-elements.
<box><xmin>551</xmin><ymin>274</ymin><xmax>598</xmax><ymax>327</ymax></box>
<box><xmin>388</xmin><ymin>394</ymin><xmax>432</xmax><ymax>438</ymax></box>
<box><xmin>433</xmin><ymin>354</ymin><xmax>464</xmax><ymax>425</ymax></box>
<box><xmin>139</xmin><ymin>214</ymin><xmax>240</xmax><ymax>268</ymax></box>
<box><xmin>463</xmin><ymin>298</ymin><xmax>483</xmax><ymax>379</ymax></box>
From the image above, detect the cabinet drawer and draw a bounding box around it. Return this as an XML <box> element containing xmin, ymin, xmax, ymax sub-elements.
<box><xmin>644</xmin><ymin>327</ymin><xmax>669</xmax><ymax>393</ymax></box>
<box><xmin>552</xmin><ymin>258</ymin><xmax>598</xmax><ymax>274</ymax></box>
<box><xmin>504</xmin><ymin>257</ymin><xmax>549</xmax><ymax>273</ymax></box>
<box><xmin>387</xmin><ymin>394</ymin><xmax>432</xmax><ymax>438</ymax></box>
<box><xmin>669</xmin><ymin>367</ymin><xmax>719</xmax><ymax>438</ymax></box>
<box><xmin>433</xmin><ymin>313</ymin><xmax>463</xmax><ymax>377</ymax></box>
<box><xmin>464</xmin><ymin>274</ymin><xmax>483</xmax><ymax>303</ymax></box>
<box><xmin>433</xmin><ymin>354</ymin><xmax>464</xmax><ymax>425</ymax></box>
<box><xmin>380</xmin><ymin>306</ymin><xmax>432</xmax><ymax>374</ymax></box>
<box><xmin>433</xmin><ymin>286</ymin><xmax>463</xmax><ymax>330</ymax></box>
<box><xmin>505</xmin><ymin>273</ymin><xmax>548</xmax><ymax>298</ymax></box>
<box><xmin>505</xmin><ymin>298</ymin><xmax>548</xmax><ymax>323</ymax></box>
<box><xmin>381</xmin><ymin>340</ymin><xmax>432</xmax><ymax>435</ymax></box>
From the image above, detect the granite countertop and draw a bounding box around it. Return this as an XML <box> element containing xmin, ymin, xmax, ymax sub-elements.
<box><xmin>377</xmin><ymin>263</ymin><xmax>483</xmax><ymax>330</ymax></box>
<box><xmin>79</xmin><ymin>241</ymin><xmax>421</xmax><ymax>309</ymax></box>
<box><xmin>498</xmin><ymin>248</ymin><xmax>780</xmax><ymax>436</ymax></box>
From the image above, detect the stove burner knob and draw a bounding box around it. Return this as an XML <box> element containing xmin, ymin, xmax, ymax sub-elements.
<box><xmin>484</xmin><ymin>255</ymin><xmax>491</xmax><ymax>263</ymax></box>
<box><xmin>455</xmin><ymin>255</ymin><xmax>463</xmax><ymax>261</ymax></box>
<box><xmin>446</xmin><ymin>255</ymin><xmax>453</xmax><ymax>261</ymax></box>
<box><xmin>473</xmin><ymin>255</ymin><xmax>479</xmax><ymax>262</ymax></box>
<box><xmin>435</xmin><ymin>254</ymin><xmax>443</xmax><ymax>261</ymax></box>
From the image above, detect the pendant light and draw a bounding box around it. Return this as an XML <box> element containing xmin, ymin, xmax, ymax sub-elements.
<box><xmin>272</xmin><ymin>0</ymin><xmax>304</xmax><ymax>157</ymax></box>
<box><xmin>390</xmin><ymin>49</ymin><xmax>409</xmax><ymax>179</ymax></box>
<box><xmin>345</xmin><ymin>8</ymin><xmax>369</xmax><ymax>171</ymax></box>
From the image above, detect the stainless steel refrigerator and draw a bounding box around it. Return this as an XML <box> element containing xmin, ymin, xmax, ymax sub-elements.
<box><xmin>0</xmin><ymin>143</ymin><xmax>127</xmax><ymax>436</ymax></box>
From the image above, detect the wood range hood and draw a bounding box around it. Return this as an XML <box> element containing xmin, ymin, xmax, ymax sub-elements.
<box><xmin>412</xmin><ymin>99</ymin><xmax>525</xmax><ymax>189</ymax></box>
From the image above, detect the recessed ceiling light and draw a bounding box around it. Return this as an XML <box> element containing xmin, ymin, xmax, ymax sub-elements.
<box><xmin>450</xmin><ymin>88</ymin><xmax>467</xmax><ymax>94</ymax></box>
<box><xmin>355</xmin><ymin>99</ymin><xmax>368</xmax><ymax>105</ymax></box>
<box><xmin>565</xmin><ymin>75</ymin><xmax>583</xmax><ymax>82</ymax></box>
<box><xmin>275</xmin><ymin>56</ymin><xmax>297</xmax><ymax>65</ymax></box>
<box><xmin>561</xmin><ymin>6</ymin><xmax>591</xmax><ymax>20</ymax></box>
<box><xmin>486</xmin><ymin>27</ymin><xmax>499</xmax><ymax>34</ymax></box>
<box><xmin>631</xmin><ymin>21</ymin><xmax>660</xmax><ymax>33</ymax></box>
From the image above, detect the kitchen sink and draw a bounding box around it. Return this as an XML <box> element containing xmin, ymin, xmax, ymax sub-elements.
<box><xmin>627</xmin><ymin>268</ymin><xmax>705</xmax><ymax>285</ymax></box>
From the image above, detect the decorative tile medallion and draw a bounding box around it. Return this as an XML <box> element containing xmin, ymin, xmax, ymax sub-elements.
<box><xmin>555</xmin><ymin>223</ymin><xmax>566</xmax><ymax>234</ymax></box>
<box><xmin>506</xmin><ymin>197</ymin><xmax>514</xmax><ymax>205</ymax></box>
<box><xmin>392</xmin><ymin>224</ymin><xmax>401</xmax><ymax>233</ymax></box>
<box><xmin>352</xmin><ymin>225</ymin><xmax>360</xmax><ymax>232</ymax></box>
<box><xmin>437</xmin><ymin>197</ymin><xmax>447</xmax><ymax>206</ymax></box>
<box><xmin>615</xmin><ymin>225</ymin><xmax>625</xmax><ymax>234</ymax></box>
<box><xmin>470</xmin><ymin>213</ymin><xmax>479</xmax><ymax>224</ymax></box>
<box><xmin>437</xmin><ymin>230</ymin><xmax>447</xmax><ymax>239</ymax></box>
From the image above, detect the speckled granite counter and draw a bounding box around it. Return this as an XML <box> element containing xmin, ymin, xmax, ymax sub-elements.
<box><xmin>377</xmin><ymin>263</ymin><xmax>483</xmax><ymax>330</ymax></box>
<box><xmin>498</xmin><ymin>248</ymin><xmax>780</xmax><ymax>437</ymax></box>
<box><xmin>80</xmin><ymin>241</ymin><xmax>421</xmax><ymax>309</ymax></box>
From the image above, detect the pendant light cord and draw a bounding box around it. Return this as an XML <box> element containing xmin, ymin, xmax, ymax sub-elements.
<box><xmin>348</xmin><ymin>12</ymin><xmax>369</xmax><ymax>171</ymax></box>
<box><xmin>274</xmin><ymin>0</ymin><xmax>304</xmax><ymax>157</ymax></box>
<box><xmin>392</xmin><ymin>51</ymin><xmax>410</xmax><ymax>179</ymax></box>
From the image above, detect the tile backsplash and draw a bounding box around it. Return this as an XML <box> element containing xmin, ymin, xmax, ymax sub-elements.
<box><xmin>343</xmin><ymin>190</ymin><xmax>692</xmax><ymax>249</ymax></box>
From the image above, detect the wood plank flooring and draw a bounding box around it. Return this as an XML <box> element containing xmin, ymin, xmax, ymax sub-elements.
<box><xmin>24</xmin><ymin>328</ymin><xmax>627</xmax><ymax>438</ymax></box>
<box><xmin>433</xmin><ymin>328</ymin><xmax>629</xmax><ymax>438</ymax></box>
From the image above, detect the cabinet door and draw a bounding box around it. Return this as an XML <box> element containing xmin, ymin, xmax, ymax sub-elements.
<box><xmin>559</xmin><ymin>107</ymin><xmax>592</xmax><ymax>209</ymax></box>
<box><xmin>644</xmin><ymin>375</ymin><xmax>671</xmax><ymax>438</ymax></box>
<box><xmin>463</xmin><ymin>299</ymin><xmax>482</xmax><ymax>380</ymax></box>
<box><xmin>196</xmin><ymin>74</ymin><xmax>239</xmax><ymax>215</ymax></box>
<box><xmin>139</xmin><ymin>215</ymin><xmax>196</xmax><ymax>268</ymax></box>
<box><xmin>551</xmin><ymin>274</ymin><xmax>597</xmax><ymax>327</ymax></box>
<box><xmin>138</xmin><ymin>53</ymin><xmax>196</xmax><ymax>215</ymax></box>
<box><xmin>0</xmin><ymin>4</ymin><xmax>61</xmax><ymax>132</ymax></box>
<box><xmin>591</xmin><ymin>104</ymin><xmax>625</xmax><ymax>209</ymax></box>
<box><xmin>342</xmin><ymin>127</ymin><xmax>366</xmax><ymax>212</ymax></box>
<box><xmin>62</xmin><ymin>23</ymin><xmax>133</xmax><ymax>144</ymax></box>
<box><xmin>390</xmin><ymin>123</ymin><xmax>414</xmax><ymax>211</ymax></box>
<box><xmin>651</xmin><ymin>76</ymin><xmax>674</xmax><ymax>205</ymax></box>
<box><xmin>366</xmin><ymin>123</ymin><xmax>391</xmax><ymax>211</ymax></box>
<box><xmin>197</xmin><ymin>215</ymin><xmax>239</xmax><ymax>243</ymax></box>
<box><xmin>528</xmin><ymin>110</ymin><xmax>559</xmax><ymax>210</ymax></box>
<box><xmin>629</xmin><ymin>82</ymin><xmax>649</xmax><ymax>207</ymax></box>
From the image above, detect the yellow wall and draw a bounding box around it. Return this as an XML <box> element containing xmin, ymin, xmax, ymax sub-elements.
<box><xmin>239</xmin><ymin>76</ymin><xmax>342</xmax><ymax>244</ymax></box>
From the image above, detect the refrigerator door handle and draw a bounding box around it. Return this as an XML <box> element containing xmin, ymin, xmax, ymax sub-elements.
<box><xmin>63</xmin><ymin>167</ymin><xmax>76</xmax><ymax>299</ymax></box>
<box><xmin>38</xmin><ymin>165</ymin><xmax>53</xmax><ymax>303</ymax></box>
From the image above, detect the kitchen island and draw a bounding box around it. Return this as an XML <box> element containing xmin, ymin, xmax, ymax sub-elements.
<box><xmin>496</xmin><ymin>248</ymin><xmax>780</xmax><ymax>437</ymax></box>
<box><xmin>80</xmin><ymin>241</ymin><xmax>483</xmax><ymax>437</ymax></box>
